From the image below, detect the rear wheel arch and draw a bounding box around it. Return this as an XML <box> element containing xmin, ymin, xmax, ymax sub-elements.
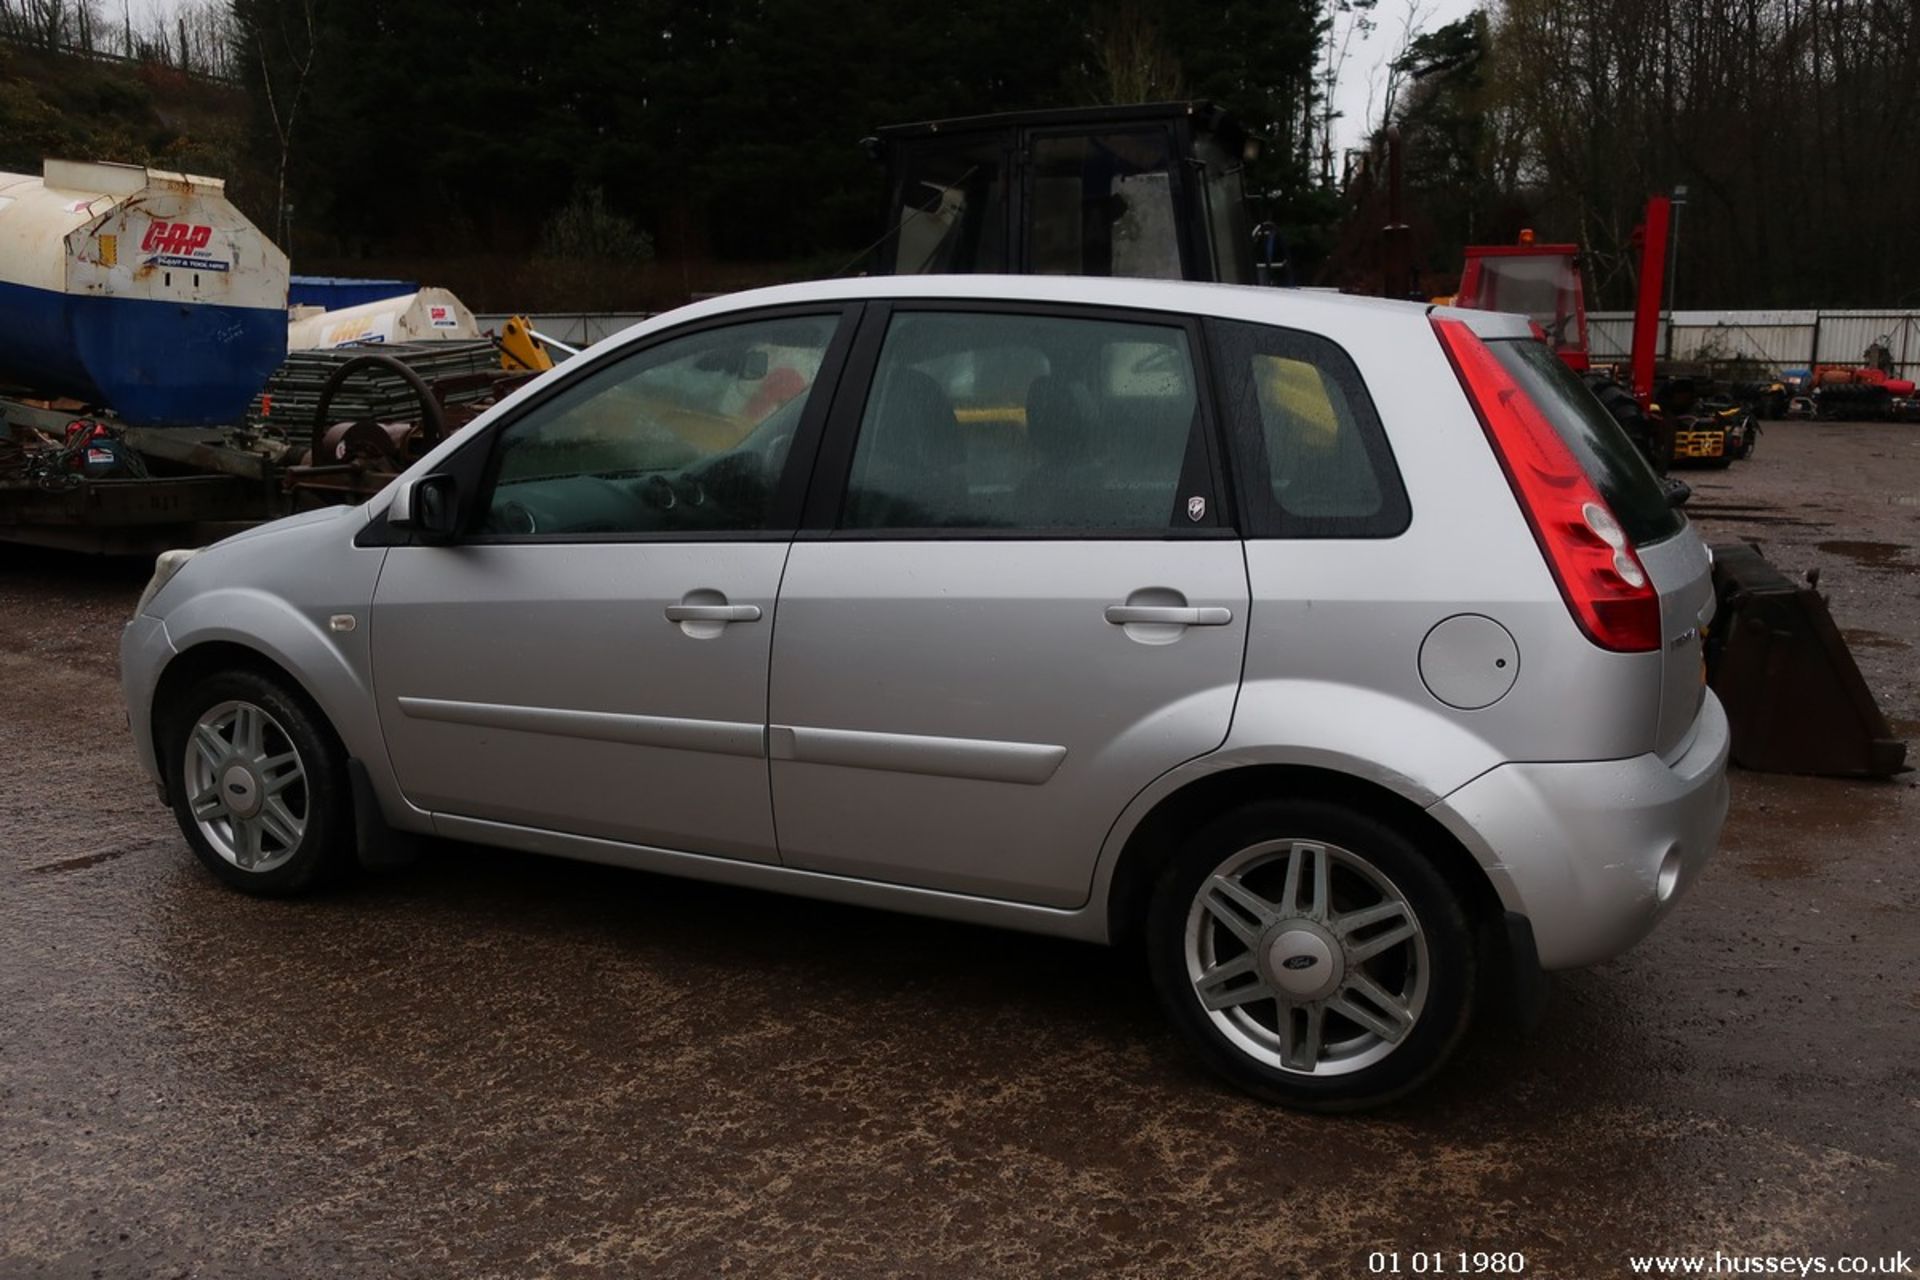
<box><xmin>1104</xmin><ymin>764</ymin><xmax>1506</xmax><ymax>952</ymax></box>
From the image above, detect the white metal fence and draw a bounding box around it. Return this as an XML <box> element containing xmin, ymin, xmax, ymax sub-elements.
<box><xmin>479</xmin><ymin>307</ymin><xmax>1920</xmax><ymax>378</ymax></box>
<box><xmin>1589</xmin><ymin>309</ymin><xmax>1920</xmax><ymax>378</ymax></box>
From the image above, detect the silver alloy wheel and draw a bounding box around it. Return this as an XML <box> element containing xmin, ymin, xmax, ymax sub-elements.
<box><xmin>1184</xmin><ymin>839</ymin><xmax>1430</xmax><ymax>1076</ymax></box>
<box><xmin>182</xmin><ymin>699</ymin><xmax>308</xmax><ymax>874</ymax></box>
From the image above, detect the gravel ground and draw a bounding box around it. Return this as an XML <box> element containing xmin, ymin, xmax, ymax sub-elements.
<box><xmin>2</xmin><ymin>419</ymin><xmax>1915</xmax><ymax>1279</ymax></box>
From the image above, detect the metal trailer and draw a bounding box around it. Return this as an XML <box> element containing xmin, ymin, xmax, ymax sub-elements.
<box><xmin>0</xmin><ymin>154</ymin><xmax>532</xmax><ymax>555</ymax></box>
<box><xmin>1</xmin><ymin>338</ymin><xmax>522</xmax><ymax>556</ymax></box>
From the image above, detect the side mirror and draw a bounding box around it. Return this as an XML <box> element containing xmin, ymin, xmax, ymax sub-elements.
<box><xmin>390</xmin><ymin>473</ymin><xmax>461</xmax><ymax>539</ymax></box>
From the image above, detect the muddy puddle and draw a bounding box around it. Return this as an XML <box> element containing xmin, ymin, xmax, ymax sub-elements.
<box><xmin>1841</xmin><ymin>628</ymin><xmax>1915</xmax><ymax>651</ymax></box>
<box><xmin>1817</xmin><ymin>539</ymin><xmax>1914</xmax><ymax>569</ymax></box>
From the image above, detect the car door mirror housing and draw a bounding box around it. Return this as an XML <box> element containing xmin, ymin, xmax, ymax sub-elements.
<box><xmin>391</xmin><ymin>473</ymin><xmax>461</xmax><ymax>540</ymax></box>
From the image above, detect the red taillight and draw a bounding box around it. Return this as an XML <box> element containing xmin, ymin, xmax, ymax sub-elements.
<box><xmin>1432</xmin><ymin>317</ymin><xmax>1661</xmax><ymax>653</ymax></box>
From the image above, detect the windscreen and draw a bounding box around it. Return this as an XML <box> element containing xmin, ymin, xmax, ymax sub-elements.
<box><xmin>1463</xmin><ymin>254</ymin><xmax>1585</xmax><ymax>356</ymax></box>
<box><xmin>1488</xmin><ymin>338</ymin><xmax>1683</xmax><ymax>545</ymax></box>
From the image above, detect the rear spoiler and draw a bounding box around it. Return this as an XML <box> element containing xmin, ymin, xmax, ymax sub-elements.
<box><xmin>1427</xmin><ymin>304</ymin><xmax>1534</xmax><ymax>341</ymax></box>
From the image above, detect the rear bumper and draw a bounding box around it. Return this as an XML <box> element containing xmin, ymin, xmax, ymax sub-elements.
<box><xmin>1429</xmin><ymin>691</ymin><xmax>1731</xmax><ymax>970</ymax></box>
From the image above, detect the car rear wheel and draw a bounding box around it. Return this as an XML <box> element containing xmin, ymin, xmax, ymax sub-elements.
<box><xmin>1146</xmin><ymin>800</ymin><xmax>1477</xmax><ymax>1111</ymax></box>
<box><xmin>164</xmin><ymin>669</ymin><xmax>351</xmax><ymax>895</ymax></box>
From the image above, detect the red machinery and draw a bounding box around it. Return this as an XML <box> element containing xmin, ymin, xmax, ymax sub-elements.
<box><xmin>1453</xmin><ymin>229</ymin><xmax>1591</xmax><ymax>372</ymax></box>
<box><xmin>1625</xmin><ymin>195</ymin><xmax>1672</xmax><ymax>412</ymax></box>
<box><xmin>1462</xmin><ymin>197</ymin><xmax>1901</xmax><ymax>776</ymax></box>
<box><xmin>1451</xmin><ymin>198</ymin><xmax>1709</xmax><ymax>467</ymax></box>
<box><xmin>1453</xmin><ymin>197</ymin><xmax>1675</xmax><ymax>409</ymax></box>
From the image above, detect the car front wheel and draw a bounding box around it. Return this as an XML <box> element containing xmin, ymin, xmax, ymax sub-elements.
<box><xmin>1147</xmin><ymin>800</ymin><xmax>1477</xmax><ymax>1111</ymax></box>
<box><xmin>164</xmin><ymin>669</ymin><xmax>351</xmax><ymax>895</ymax></box>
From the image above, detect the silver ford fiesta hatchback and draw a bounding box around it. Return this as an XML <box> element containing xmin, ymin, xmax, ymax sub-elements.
<box><xmin>122</xmin><ymin>275</ymin><xmax>1729</xmax><ymax>1110</ymax></box>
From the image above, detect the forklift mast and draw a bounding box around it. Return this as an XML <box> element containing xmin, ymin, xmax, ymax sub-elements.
<box><xmin>863</xmin><ymin>102</ymin><xmax>1259</xmax><ymax>285</ymax></box>
<box><xmin>1628</xmin><ymin>195</ymin><xmax>1672</xmax><ymax>411</ymax></box>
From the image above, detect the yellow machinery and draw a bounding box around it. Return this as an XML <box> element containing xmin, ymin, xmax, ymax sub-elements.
<box><xmin>496</xmin><ymin>316</ymin><xmax>556</xmax><ymax>373</ymax></box>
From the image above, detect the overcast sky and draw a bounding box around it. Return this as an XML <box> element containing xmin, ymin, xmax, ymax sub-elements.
<box><xmin>1326</xmin><ymin>0</ymin><xmax>1480</xmax><ymax>153</ymax></box>
<box><xmin>118</xmin><ymin>0</ymin><xmax>178</xmax><ymax>31</ymax></box>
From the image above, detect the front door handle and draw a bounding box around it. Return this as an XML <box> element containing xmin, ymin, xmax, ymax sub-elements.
<box><xmin>1104</xmin><ymin>605</ymin><xmax>1233</xmax><ymax>627</ymax></box>
<box><xmin>665</xmin><ymin>603</ymin><xmax>762</xmax><ymax>623</ymax></box>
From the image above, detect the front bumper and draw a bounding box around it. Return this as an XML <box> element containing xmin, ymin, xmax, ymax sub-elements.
<box><xmin>120</xmin><ymin>614</ymin><xmax>175</xmax><ymax>796</ymax></box>
<box><xmin>1429</xmin><ymin>691</ymin><xmax>1731</xmax><ymax>970</ymax></box>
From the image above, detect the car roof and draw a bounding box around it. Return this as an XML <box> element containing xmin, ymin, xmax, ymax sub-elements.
<box><xmin>625</xmin><ymin>274</ymin><xmax>1447</xmax><ymax>343</ymax></box>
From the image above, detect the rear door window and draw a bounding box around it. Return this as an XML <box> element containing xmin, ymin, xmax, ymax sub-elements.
<box><xmin>1486</xmin><ymin>338</ymin><xmax>1683</xmax><ymax>545</ymax></box>
<box><xmin>1205</xmin><ymin>319</ymin><xmax>1410</xmax><ymax>537</ymax></box>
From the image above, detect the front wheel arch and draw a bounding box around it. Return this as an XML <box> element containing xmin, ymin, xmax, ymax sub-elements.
<box><xmin>151</xmin><ymin>642</ymin><xmax>339</xmax><ymax>805</ymax></box>
<box><xmin>159</xmin><ymin>662</ymin><xmax>356</xmax><ymax>893</ymax></box>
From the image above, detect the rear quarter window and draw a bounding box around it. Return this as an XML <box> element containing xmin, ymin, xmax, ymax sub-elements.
<box><xmin>1486</xmin><ymin>338</ymin><xmax>1684</xmax><ymax>546</ymax></box>
<box><xmin>1205</xmin><ymin>318</ymin><xmax>1409</xmax><ymax>538</ymax></box>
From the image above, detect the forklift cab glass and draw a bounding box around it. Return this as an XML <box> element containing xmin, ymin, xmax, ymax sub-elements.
<box><xmin>1459</xmin><ymin>253</ymin><xmax>1586</xmax><ymax>355</ymax></box>
<box><xmin>1027</xmin><ymin>131</ymin><xmax>1183</xmax><ymax>280</ymax></box>
<box><xmin>888</xmin><ymin>139</ymin><xmax>1007</xmax><ymax>274</ymax></box>
<box><xmin>1193</xmin><ymin>131</ymin><xmax>1254</xmax><ymax>285</ymax></box>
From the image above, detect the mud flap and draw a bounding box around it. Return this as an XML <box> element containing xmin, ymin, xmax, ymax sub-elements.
<box><xmin>1705</xmin><ymin>542</ymin><xmax>1908</xmax><ymax>778</ymax></box>
<box><xmin>348</xmin><ymin>758</ymin><xmax>421</xmax><ymax>870</ymax></box>
<box><xmin>1499</xmin><ymin>911</ymin><xmax>1550</xmax><ymax>1032</ymax></box>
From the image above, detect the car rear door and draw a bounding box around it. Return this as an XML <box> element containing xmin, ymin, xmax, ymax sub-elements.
<box><xmin>369</xmin><ymin>306</ymin><xmax>856</xmax><ymax>861</ymax></box>
<box><xmin>765</xmin><ymin>302</ymin><xmax>1249</xmax><ymax>908</ymax></box>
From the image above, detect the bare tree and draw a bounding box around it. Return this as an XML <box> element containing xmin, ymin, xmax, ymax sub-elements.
<box><xmin>1089</xmin><ymin>0</ymin><xmax>1184</xmax><ymax>103</ymax></box>
<box><xmin>25</xmin><ymin>0</ymin><xmax>68</xmax><ymax>49</ymax></box>
<box><xmin>1319</xmin><ymin>0</ymin><xmax>1382</xmax><ymax>184</ymax></box>
<box><xmin>238</xmin><ymin>0</ymin><xmax>326</xmax><ymax>247</ymax></box>
<box><xmin>1371</xmin><ymin>0</ymin><xmax>1437</xmax><ymax>135</ymax></box>
<box><xmin>1486</xmin><ymin>0</ymin><xmax>1920</xmax><ymax>306</ymax></box>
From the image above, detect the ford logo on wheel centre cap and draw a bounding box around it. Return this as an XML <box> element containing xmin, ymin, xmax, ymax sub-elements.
<box><xmin>1281</xmin><ymin>954</ymin><xmax>1317</xmax><ymax>970</ymax></box>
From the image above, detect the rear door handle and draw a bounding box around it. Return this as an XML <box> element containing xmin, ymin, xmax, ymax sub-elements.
<box><xmin>1104</xmin><ymin>605</ymin><xmax>1233</xmax><ymax>627</ymax></box>
<box><xmin>665</xmin><ymin>604</ymin><xmax>762</xmax><ymax>623</ymax></box>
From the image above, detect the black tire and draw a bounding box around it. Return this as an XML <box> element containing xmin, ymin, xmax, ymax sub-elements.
<box><xmin>1590</xmin><ymin>378</ymin><xmax>1669</xmax><ymax>475</ymax></box>
<box><xmin>1145</xmin><ymin>799</ymin><xmax>1477</xmax><ymax>1112</ymax></box>
<box><xmin>162</xmin><ymin>668</ymin><xmax>353</xmax><ymax>896</ymax></box>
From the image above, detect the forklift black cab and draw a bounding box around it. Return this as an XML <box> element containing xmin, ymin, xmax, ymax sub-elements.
<box><xmin>864</xmin><ymin>102</ymin><xmax>1258</xmax><ymax>285</ymax></box>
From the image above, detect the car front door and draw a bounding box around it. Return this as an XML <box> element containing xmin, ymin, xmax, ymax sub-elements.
<box><xmin>766</xmin><ymin>303</ymin><xmax>1249</xmax><ymax>907</ymax></box>
<box><xmin>370</xmin><ymin>307</ymin><xmax>855</xmax><ymax>862</ymax></box>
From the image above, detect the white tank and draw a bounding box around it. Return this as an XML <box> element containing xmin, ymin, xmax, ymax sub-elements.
<box><xmin>0</xmin><ymin>159</ymin><xmax>289</xmax><ymax>426</ymax></box>
<box><xmin>286</xmin><ymin>287</ymin><xmax>480</xmax><ymax>349</ymax></box>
